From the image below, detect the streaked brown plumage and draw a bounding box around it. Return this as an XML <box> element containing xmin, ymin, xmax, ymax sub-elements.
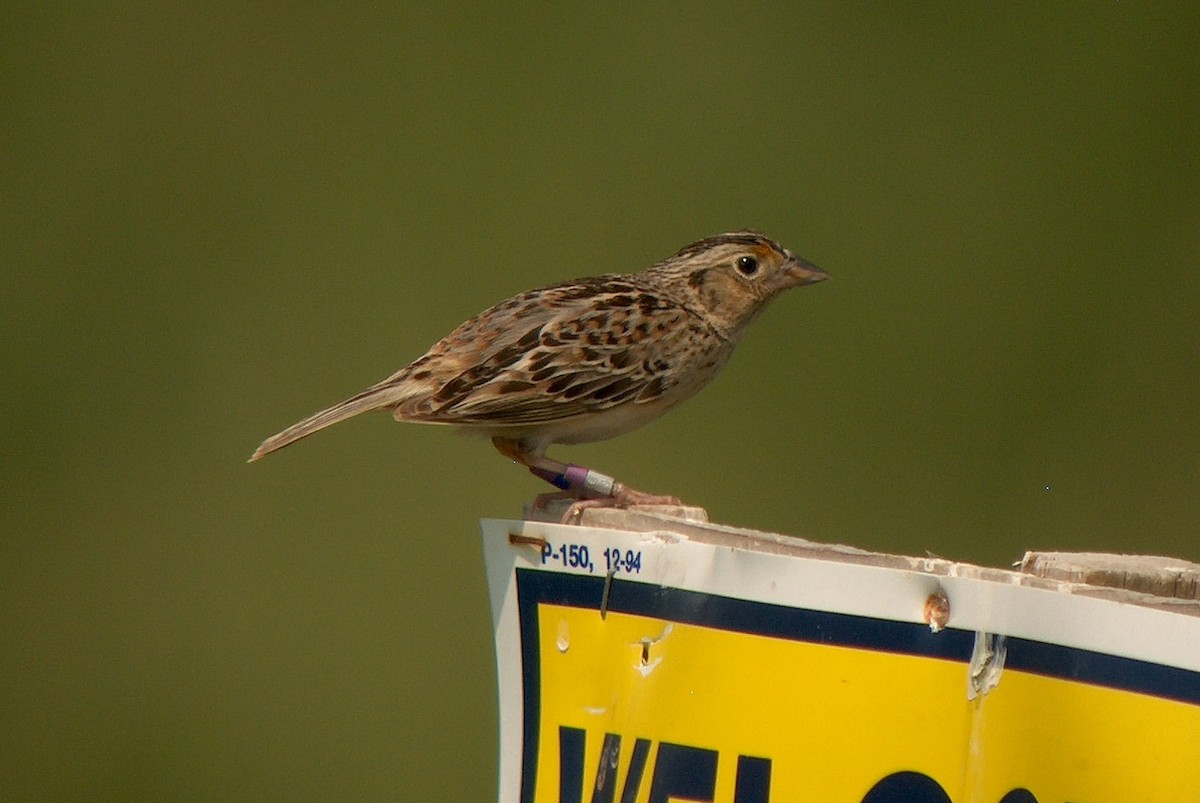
<box><xmin>250</xmin><ymin>231</ymin><xmax>828</xmax><ymax>517</ymax></box>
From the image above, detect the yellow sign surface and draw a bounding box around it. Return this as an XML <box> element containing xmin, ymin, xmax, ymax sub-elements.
<box><xmin>521</xmin><ymin>580</ymin><xmax>1200</xmax><ymax>802</ymax></box>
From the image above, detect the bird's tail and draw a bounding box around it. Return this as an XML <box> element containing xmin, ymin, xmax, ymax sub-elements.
<box><xmin>248</xmin><ymin>384</ymin><xmax>398</xmax><ymax>462</ymax></box>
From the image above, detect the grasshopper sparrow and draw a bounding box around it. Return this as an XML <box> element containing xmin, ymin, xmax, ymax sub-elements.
<box><xmin>250</xmin><ymin>231</ymin><xmax>829</xmax><ymax>520</ymax></box>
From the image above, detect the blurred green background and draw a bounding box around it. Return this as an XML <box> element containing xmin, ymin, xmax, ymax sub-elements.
<box><xmin>3</xmin><ymin>4</ymin><xmax>1197</xmax><ymax>799</ymax></box>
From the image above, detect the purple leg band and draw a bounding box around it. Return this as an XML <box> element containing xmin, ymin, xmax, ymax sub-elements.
<box><xmin>563</xmin><ymin>464</ymin><xmax>590</xmax><ymax>489</ymax></box>
<box><xmin>529</xmin><ymin>465</ymin><xmax>570</xmax><ymax>490</ymax></box>
<box><xmin>529</xmin><ymin>463</ymin><xmax>615</xmax><ymax>498</ymax></box>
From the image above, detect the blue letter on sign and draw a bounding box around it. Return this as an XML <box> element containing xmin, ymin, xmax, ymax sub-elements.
<box><xmin>648</xmin><ymin>743</ymin><xmax>717</xmax><ymax>802</ymax></box>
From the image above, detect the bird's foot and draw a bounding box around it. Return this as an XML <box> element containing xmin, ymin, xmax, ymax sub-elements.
<box><xmin>559</xmin><ymin>484</ymin><xmax>683</xmax><ymax>525</ymax></box>
<box><xmin>493</xmin><ymin>438</ymin><xmax>682</xmax><ymax>524</ymax></box>
<box><xmin>529</xmin><ymin>489</ymin><xmax>579</xmax><ymax>511</ymax></box>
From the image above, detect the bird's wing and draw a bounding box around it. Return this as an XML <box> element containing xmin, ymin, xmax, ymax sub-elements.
<box><xmin>393</xmin><ymin>280</ymin><xmax>722</xmax><ymax>426</ymax></box>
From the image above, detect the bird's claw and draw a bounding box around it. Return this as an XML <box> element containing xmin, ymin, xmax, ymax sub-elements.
<box><xmin>559</xmin><ymin>487</ymin><xmax>684</xmax><ymax>525</ymax></box>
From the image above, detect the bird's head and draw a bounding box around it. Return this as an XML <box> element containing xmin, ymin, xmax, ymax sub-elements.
<box><xmin>656</xmin><ymin>231</ymin><xmax>829</xmax><ymax>339</ymax></box>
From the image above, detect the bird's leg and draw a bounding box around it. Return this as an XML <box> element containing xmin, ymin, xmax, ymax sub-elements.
<box><xmin>490</xmin><ymin>438</ymin><xmax>574</xmax><ymax>507</ymax></box>
<box><xmin>491</xmin><ymin>437</ymin><xmax>682</xmax><ymax>523</ymax></box>
<box><xmin>491</xmin><ymin>437</ymin><xmax>611</xmax><ymax>499</ymax></box>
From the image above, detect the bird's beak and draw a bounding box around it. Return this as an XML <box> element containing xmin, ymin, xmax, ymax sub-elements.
<box><xmin>782</xmin><ymin>254</ymin><xmax>830</xmax><ymax>288</ymax></box>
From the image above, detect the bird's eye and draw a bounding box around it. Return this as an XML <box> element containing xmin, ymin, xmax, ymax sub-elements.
<box><xmin>735</xmin><ymin>255</ymin><xmax>759</xmax><ymax>276</ymax></box>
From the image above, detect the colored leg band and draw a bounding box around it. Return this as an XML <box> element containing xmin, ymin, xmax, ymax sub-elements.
<box><xmin>529</xmin><ymin>463</ymin><xmax>617</xmax><ymax>498</ymax></box>
<box><xmin>529</xmin><ymin>465</ymin><xmax>571</xmax><ymax>490</ymax></box>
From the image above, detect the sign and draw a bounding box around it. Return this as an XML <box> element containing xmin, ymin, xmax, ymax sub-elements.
<box><xmin>481</xmin><ymin>518</ymin><xmax>1200</xmax><ymax>802</ymax></box>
